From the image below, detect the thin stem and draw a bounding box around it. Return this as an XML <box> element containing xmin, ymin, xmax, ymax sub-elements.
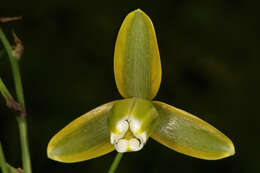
<box><xmin>16</xmin><ymin>118</ymin><xmax>30</xmax><ymax>172</ymax></box>
<box><xmin>0</xmin><ymin>27</ymin><xmax>24</xmax><ymax>106</ymax></box>
<box><xmin>6</xmin><ymin>164</ymin><xmax>19</xmax><ymax>173</ymax></box>
<box><xmin>108</xmin><ymin>153</ymin><xmax>124</xmax><ymax>173</ymax></box>
<box><xmin>0</xmin><ymin>141</ymin><xmax>8</xmax><ymax>173</ymax></box>
<box><xmin>0</xmin><ymin>141</ymin><xmax>19</xmax><ymax>173</ymax></box>
<box><xmin>0</xmin><ymin>27</ymin><xmax>32</xmax><ymax>173</ymax></box>
<box><xmin>0</xmin><ymin>77</ymin><xmax>13</xmax><ymax>101</ymax></box>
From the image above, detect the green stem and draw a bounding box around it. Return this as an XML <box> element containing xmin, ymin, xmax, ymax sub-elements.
<box><xmin>16</xmin><ymin>118</ymin><xmax>31</xmax><ymax>172</ymax></box>
<box><xmin>0</xmin><ymin>28</ymin><xmax>24</xmax><ymax>106</ymax></box>
<box><xmin>108</xmin><ymin>153</ymin><xmax>124</xmax><ymax>173</ymax></box>
<box><xmin>0</xmin><ymin>27</ymin><xmax>32</xmax><ymax>173</ymax></box>
<box><xmin>0</xmin><ymin>141</ymin><xmax>19</xmax><ymax>173</ymax></box>
<box><xmin>0</xmin><ymin>141</ymin><xmax>8</xmax><ymax>173</ymax></box>
<box><xmin>0</xmin><ymin>77</ymin><xmax>13</xmax><ymax>101</ymax></box>
<box><xmin>7</xmin><ymin>164</ymin><xmax>19</xmax><ymax>173</ymax></box>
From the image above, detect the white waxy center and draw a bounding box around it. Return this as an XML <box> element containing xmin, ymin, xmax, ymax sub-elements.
<box><xmin>115</xmin><ymin>139</ymin><xmax>128</xmax><ymax>152</ymax></box>
<box><xmin>129</xmin><ymin>117</ymin><xmax>141</xmax><ymax>133</ymax></box>
<box><xmin>116</xmin><ymin>119</ymin><xmax>129</xmax><ymax>133</ymax></box>
<box><xmin>110</xmin><ymin>119</ymin><xmax>129</xmax><ymax>144</ymax></box>
<box><xmin>110</xmin><ymin>116</ymin><xmax>147</xmax><ymax>152</ymax></box>
<box><xmin>129</xmin><ymin>138</ymin><xmax>143</xmax><ymax>151</ymax></box>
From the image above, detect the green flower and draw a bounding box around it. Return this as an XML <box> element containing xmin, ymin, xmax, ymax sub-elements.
<box><xmin>47</xmin><ymin>9</ymin><xmax>235</xmax><ymax>163</ymax></box>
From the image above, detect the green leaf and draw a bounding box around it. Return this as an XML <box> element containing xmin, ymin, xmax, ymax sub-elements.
<box><xmin>114</xmin><ymin>9</ymin><xmax>161</xmax><ymax>100</ymax></box>
<box><xmin>47</xmin><ymin>101</ymin><xmax>118</xmax><ymax>163</ymax></box>
<box><xmin>151</xmin><ymin>101</ymin><xmax>235</xmax><ymax>160</ymax></box>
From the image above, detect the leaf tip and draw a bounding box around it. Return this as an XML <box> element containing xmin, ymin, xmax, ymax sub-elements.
<box><xmin>212</xmin><ymin>137</ymin><xmax>235</xmax><ymax>160</ymax></box>
<box><xmin>218</xmin><ymin>135</ymin><xmax>235</xmax><ymax>159</ymax></box>
<box><xmin>226</xmin><ymin>140</ymin><xmax>235</xmax><ymax>157</ymax></box>
<box><xmin>47</xmin><ymin>140</ymin><xmax>54</xmax><ymax>159</ymax></box>
<box><xmin>47</xmin><ymin>137</ymin><xmax>61</xmax><ymax>162</ymax></box>
<box><xmin>47</xmin><ymin>140</ymin><xmax>65</xmax><ymax>163</ymax></box>
<box><xmin>131</xmin><ymin>8</ymin><xmax>149</xmax><ymax>19</ymax></box>
<box><xmin>134</xmin><ymin>8</ymin><xmax>143</xmax><ymax>13</ymax></box>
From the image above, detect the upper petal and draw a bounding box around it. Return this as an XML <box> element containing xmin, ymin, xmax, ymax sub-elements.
<box><xmin>151</xmin><ymin>101</ymin><xmax>235</xmax><ymax>160</ymax></box>
<box><xmin>114</xmin><ymin>9</ymin><xmax>161</xmax><ymax>100</ymax></box>
<box><xmin>47</xmin><ymin>101</ymin><xmax>118</xmax><ymax>163</ymax></box>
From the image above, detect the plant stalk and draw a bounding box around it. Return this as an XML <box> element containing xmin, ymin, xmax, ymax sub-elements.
<box><xmin>0</xmin><ymin>27</ymin><xmax>32</xmax><ymax>173</ymax></box>
<box><xmin>0</xmin><ymin>141</ymin><xmax>8</xmax><ymax>173</ymax></box>
<box><xmin>0</xmin><ymin>77</ymin><xmax>13</xmax><ymax>101</ymax></box>
<box><xmin>108</xmin><ymin>152</ymin><xmax>124</xmax><ymax>173</ymax></box>
<box><xmin>0</xmin><ymin>142</ymin><xmax>20</xmax><ymax>173</ymax></box>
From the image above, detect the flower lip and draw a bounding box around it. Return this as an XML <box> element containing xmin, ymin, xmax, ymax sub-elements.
<box><xmin>108</xmin><ymin>98</ymin><xmax>159</xmax><ymax>153</ymax></box>
<box><xmin>115</xmin><ymin>139</ymin><xmax>128</xmax><ymax>152</ymax></box>
<box><xmin>110</xmin><ymin>116</ymin><xmax>147</xmax><ymax>152</ymax></box>
<box><xmin>114</xmin><ymin>138</ymin><xmax>144</xmax><ymax>153</ymax></box>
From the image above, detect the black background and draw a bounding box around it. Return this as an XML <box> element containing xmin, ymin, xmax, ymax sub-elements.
<box><xmin>0</xmin><ymin>0</ymin><xmax>259</xmax><ymax>172</ymax></box>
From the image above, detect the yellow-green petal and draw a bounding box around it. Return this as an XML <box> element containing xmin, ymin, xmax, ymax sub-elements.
<box><xmin>114</xmin><ymin>9</ymin><xmax>161</xmax><ymax>100</ymax></box>
<box><xmin>47</xmin><ymin>101</ymin><xmax>118</xmax><ymax>163</ymax></box>
<box><xmin>151</xmin><ymin>101</ymin><xmax>235</xmax><ymax>160</ymax></box>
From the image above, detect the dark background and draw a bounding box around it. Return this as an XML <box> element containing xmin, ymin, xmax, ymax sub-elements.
<box><xmin>0</xmin><ymin>0</ymin><xmax>259</xmax><ymax>172</ymax></box>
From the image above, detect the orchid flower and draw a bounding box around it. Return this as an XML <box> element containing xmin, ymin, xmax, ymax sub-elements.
<box><xmin>47</xmin><ymin>9</ymin><xmax>235</xmax><ymax>163</ymax></box>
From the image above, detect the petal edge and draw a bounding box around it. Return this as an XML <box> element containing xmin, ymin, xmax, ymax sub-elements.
<box><xmin>151</xmin><ymin>101</ymin><xmax>235</xmax><ymax>160</ymax></box>
<box><xmin>47</xmin><ymin>101</ymin><xmax>118</xmax><ymax>163</ymax></box>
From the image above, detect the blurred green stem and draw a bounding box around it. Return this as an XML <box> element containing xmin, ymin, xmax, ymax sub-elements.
<box><xmin>0</xmin><ymin>77</ymin><xmax>13</xmax><ymax>101</ymax></box>
<box><xmin>0</xmin><ymin>141</ymin><xmax>8</xmax><ymax>173</ymax></box>
<box><xmin>0</xmin><ymin>28</ymin><xmax>24</xmax><ymax>106</ymax></box>
<box><xmin>6</xmin><ymin>164</ymin><xmax>19</xmax><ymax>173</ymax></box>
<box><xmin>0</xmin><ymin>142</ymin><xmax>20</xmax><ymax>173</ymax></box>
<box><xmin>0</xmin><ymin>27</ymin><xmax>32</xmax><ymax>173</ymax></box>
<box><xmin>108</xmin><ymin>153</ymin><xmax>124</xmax><ymax>173</ymax></box>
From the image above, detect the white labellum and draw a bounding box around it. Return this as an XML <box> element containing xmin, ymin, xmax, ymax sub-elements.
<box><xmin>110</xmin><ymin>116</ymin><xmax>147</xmax><ymax>152</ymax></box>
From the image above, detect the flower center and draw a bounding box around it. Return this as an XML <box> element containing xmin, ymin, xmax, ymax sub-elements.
<box><xmin>110</xmin><ymin>116</ymin><xmax>147</xmax><ymax>152</ymax></box>
<box><xmin>108</xmin><ymin>98</ymin><xmax>159</xmax><ymax>153</ymax></box>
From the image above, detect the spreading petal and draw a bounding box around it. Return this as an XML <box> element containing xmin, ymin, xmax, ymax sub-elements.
<box><xmin>47</xmin><ymin>101</ymin><xmax>118</xmax><ymax>163</ymax></box>
<box><xmin>151</xmin><ymin>101</ymin><xmax>235</xmax><ymax>160</ymax></box>
<box><xmin>114</xmin><ymin>9</ymin><xmax>161</xmax><ymax>100</ymax></box>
